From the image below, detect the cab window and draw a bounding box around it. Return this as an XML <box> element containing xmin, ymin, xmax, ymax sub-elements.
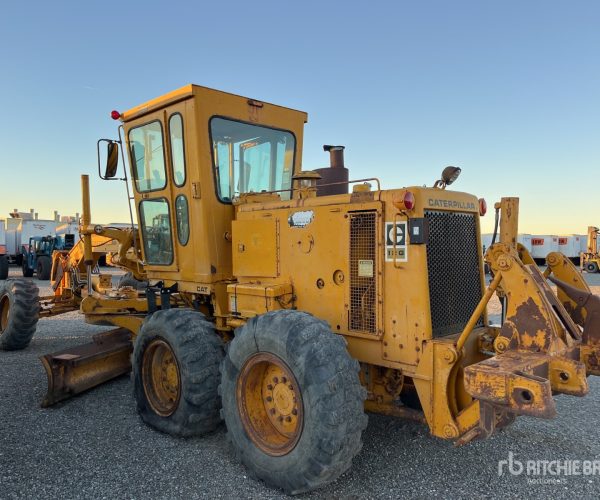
<box><xmin>175</xmin><ymin>195</ymin><xmax>190</xmax><ymax>245</ymax></box>
<box><xmin>139</xmin><ymin>198</ymin><xmax>173</xmax><ymax>265</ymax></box>
<box><xmin>210</xmin><ymin>117</ymin><xmax>295</xmax><ymax>202</ymax></box>
<box><xmin>129</xmin><ymin>121</ymin><xmax>167</xmax><ymax>192</ymax></box>
<box><xmin>169</xmin><ymin>114</ymin><xmax>186</xmax><ymax>186</ymax></box>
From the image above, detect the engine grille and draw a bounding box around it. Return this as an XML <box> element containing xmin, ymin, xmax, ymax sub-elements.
<box><xmin>349</xmin><ymin>211</ymin><xmax>377</xmax><ymax>333</ymax></box>
<box><xmin>425</xmin><ymin>210</ymin><xmax>483</xmax><ymax>337</ymax></box>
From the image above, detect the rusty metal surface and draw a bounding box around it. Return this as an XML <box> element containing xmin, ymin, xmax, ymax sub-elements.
<box><xmin>40</xmin><ymin>328</ymin><xmax>132</xmax><ymax>407</ymax></box>
<box><xmin>314</xmin><ymin>166</ymin><xmax>349</xmax><ymax>196</ymax></box>
<box><xmin>552</xmin><ymin>277</ymin><xmax>600</xmax><ymax>375</ymax></box>
<box><xmin>464</xmin><ymin>349</ymin><xmax>588</xmax><ymax>418</ymax></box>
<box><xmin>460</xmin><ymin>236</ymin><xmax>600</xmax><ymax>441</ymax></box>
<box><xmin>546</xmin><ymin>252</ymin><xmax>591</xmax><ymax>325</ymax></box>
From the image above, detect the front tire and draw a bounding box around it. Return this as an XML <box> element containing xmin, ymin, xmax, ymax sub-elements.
<box><xmin>36</xmin><ymin>256</ymin><xmax>51</xmax><ymax>280</ymax></box>
<box><xmin>0</xmin><ymin>279</ymin><xmax>39</xmax><ymax>350</ymax></box>
<box><xmin>220</xmin><ymin>310</ymin><xmax>368</xmax><ymax>495</ymax></box>
<box><xmin>22</xmin><ymin>259</ymin><xmax>33</xmax><ymax>278</ymax></box>
<box><xmin>132</xmin><ymin>308</ymin><xmax>224</xmax><ymax>437</ymax></box>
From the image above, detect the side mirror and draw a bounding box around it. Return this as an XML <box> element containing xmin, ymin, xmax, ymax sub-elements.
<box><xmin>97</xmin><ymin>139</ymin><xmax>121</xmax><ymax>180</ymax></box>
<box><xmin>105</xmin><ymin>142</ymin><xmax>119</xmax><ymax>178</ymax></box>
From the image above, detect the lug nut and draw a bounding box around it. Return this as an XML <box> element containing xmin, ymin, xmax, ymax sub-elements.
<box><xmin>286</xmin><ymin>416</ymin><xmax>292</xmax><ymax>422</ymax></box>
<box><xmin>267</xmin><ymin>384</ymin><xmax>273</xmax><ymax>390</ymax></box>
<box><xmin>266</xmin><ymin>396</ymin><xmax>273</xmax><ymax>402</ymax></box>
<box><xmin>270</xmin><ymin>408</ymin><xmax>276</xmax><ymax>415</ymax></box>
<box><xmin>292</xmin><ymin>409</ymin><xmax>298</xmax><ymax>415</ymax></box>
<box><xmin>273</xmin><ymin>377</ymin><xmax>279</xmax><ymax>383</ymax></box>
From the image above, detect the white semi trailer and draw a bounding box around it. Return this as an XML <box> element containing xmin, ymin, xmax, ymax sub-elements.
<box><xmin>558</xmin><ymin>235</ymin><xmax>584</xmax><ymax>259</ymax></box>
<box><xmin>6</xmin><ymin>212</ymin><xmax>57</xmax><ymax>264</ymax></box>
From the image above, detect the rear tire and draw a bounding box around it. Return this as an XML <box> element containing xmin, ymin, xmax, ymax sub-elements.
<box><xmin>0</xmin><ymin>256</ymin><xmax>8</xmax><ymax>280</ymax></box>
<box><xmin>585</xmin><ymin>261</ymin><xmax>599</xmax><ymax>273</ymax></box>
<box><xmin>22</xmin><ymin>259</ymin><xmax>33</xmax><ymax>278</ymax></box>
<box><xmin>132</xmin><ymin>308</ymin><xmax>224</xmax><ymax>437</ymax></box>
<box><xmin>0</xmin><ymin>279</ymin><xmax>40</xmax><ymax>350</ymax></box>
<box><xmin>220</xmin><ymin>310</ymin><xmax>368</xmax><ymax>495</ymax></box>
<box><xmin>36</xmin><ymin>256</ymin><xmax>51</xmax><ymax>280</ymax></box>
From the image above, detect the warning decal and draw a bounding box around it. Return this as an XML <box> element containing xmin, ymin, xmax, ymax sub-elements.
<box><xmin>385</xmin><ymin>221</ymin><xmax>407</xmax><ymax>262</ymax></box>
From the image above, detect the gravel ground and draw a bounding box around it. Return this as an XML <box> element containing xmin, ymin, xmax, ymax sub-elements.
<box><xmin>1</xmin><ymin>268</ymin><xmax>600</xmax><ymax>499</ymax></box>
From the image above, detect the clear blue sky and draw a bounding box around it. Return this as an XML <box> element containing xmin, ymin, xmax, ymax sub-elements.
<box><xmin>1</xmin><ymin>0</ymin><xmax>598</xmax><ymax>233</ymax></box>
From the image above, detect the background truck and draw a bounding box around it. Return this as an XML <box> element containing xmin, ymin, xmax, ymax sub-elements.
<box><xmin>1</xmin><ymin>85</ymin><xmax>600</xmax><ymax>495</ymax></box>
<box><xmin>21</xmin><ymin>235</ymin><xmax>75</xmax><ymax>279</ymax></box>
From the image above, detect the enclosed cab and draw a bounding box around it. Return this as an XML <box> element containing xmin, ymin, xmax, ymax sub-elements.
<box><xmin>118</xmin><ymin>85</ymin><xmax>306</xmax><ymax>298</ymax></box>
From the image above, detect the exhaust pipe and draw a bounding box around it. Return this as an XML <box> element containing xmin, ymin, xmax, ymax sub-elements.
<box><xmin>315</xmin><ymin>145</ymin><xmax>350</xmax><ymax>196</ymax></box>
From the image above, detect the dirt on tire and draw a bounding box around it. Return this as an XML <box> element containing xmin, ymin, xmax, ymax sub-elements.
<box><xmin>0</xmin><ymin>279</ymin><xmax>40</xmax><ymax>350</ymax></box>
<box><xmin>220</xmin><ymin>310</ymin><xmax>368</xmax><ymax>495</ymax></box>
<box><xmin>132</xmin><ymin>308</ymin><xmax>224</xmax><ymax>437</ymax></box>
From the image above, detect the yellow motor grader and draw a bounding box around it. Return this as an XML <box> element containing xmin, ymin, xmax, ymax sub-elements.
<box><xmin>1</xmin><ymin>84</ymin><xmax>600</xmax><ymax>494</ymax></box>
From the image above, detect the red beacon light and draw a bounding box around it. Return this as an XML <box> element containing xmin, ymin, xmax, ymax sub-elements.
<box><xmin>393</xmin><ymin>190</ymin><xmax>416</xmax><ymax>211</ymax></box>
<box><xmin>479</xmin><ymin>198</ymin><xmax>487</xmax><ymax>216</ymax></box>
<box><xmin>110</xmin><ymin>110</ymin><xmax>121</xmax><ymax>120</ymax></box>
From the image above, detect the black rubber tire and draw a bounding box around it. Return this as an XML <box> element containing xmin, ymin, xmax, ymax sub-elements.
<box><xmin>0</xmin><ymin>279</ymin><xmax>40</xmax><ymax>350</ymax></box>
<box><xmin>0</xmin><ymin>256</ymin><xmax>8</xmax><ymax>280</ymax></box>
<box><xmin>220</xmin><ymin>310</ymin><xmax>368</xmax><ymax>495</ymax></box>
<box><xmin>36</xmin><ymin>256</ymin><xmax>51</xmax><ymax>280</ymax></box>
<box><xmin>22</xmin><ymin>259</ymin><xmax>33</xmax><ymax>278</ymax></box>
<box><xmin>585</xmin><ymin>262</ymin><xmax>599</xmax><ymax>273</ymax></box>
<box><xmin>132</xmin><ymin>308</ymin><xmax>224</xmax><ymax>437</ymax></box>
<box><xmin>118</xmin><ymin>272</ymin><xmax>148</xmax><ymax>290</ymax></box>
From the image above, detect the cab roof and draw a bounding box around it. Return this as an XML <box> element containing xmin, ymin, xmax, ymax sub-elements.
<box><xmin>120</xmin><ymin>84</ymin><xmax>308</xmax><ymax>122</ymax></box>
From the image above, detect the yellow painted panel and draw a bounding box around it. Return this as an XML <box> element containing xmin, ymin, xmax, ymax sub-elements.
<box><xmin>232</xmin><ymin>219</ymin><xmax>278</xmax><ymax>277</ymax></box>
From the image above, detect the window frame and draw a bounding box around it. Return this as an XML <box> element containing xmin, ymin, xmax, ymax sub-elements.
<box><xmin>208</xmin><ymin>115</ymin><xmax>297</xmax><ymax>205</ymax></box>
<box><xmin>138</xmin><ymin>197</ymin><xmax>175</xmax><ymax>266</ymax></box>
<box><xmin>168</xmin><ymin>112</ymin><xmax>187</xmax><ymax>188</ymax></box>
<box><xmin>175</xmin><ymin>194</ymin><xmax>190</xmax><ymax>246</ymax></box>
<box><xmin>128</xmin><ymin>119</ymin><xmax>168</xmax><ymax>194</ymax></box>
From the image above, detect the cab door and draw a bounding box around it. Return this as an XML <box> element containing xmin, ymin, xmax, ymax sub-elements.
<box><xmin>126</xmin><ymin>111</ymin><xmax>179</xmax><ymax>274</ymax></box>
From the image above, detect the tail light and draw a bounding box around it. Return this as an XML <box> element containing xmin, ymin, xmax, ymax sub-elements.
<box><xmin>479</xmin><ymin>198</ymin><xmax>487</xmax><ymax>216</ymax></box>
<box><xmin>393</xmin><ymin>190</ymin><xmax>416</xmax><ymax>211</ymax></box>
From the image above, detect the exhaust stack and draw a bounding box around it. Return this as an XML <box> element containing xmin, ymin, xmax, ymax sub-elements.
<box><xmin>315</xmin><ymin>145</ymin><xmax>350</xmax><ymax>196</ymax></box>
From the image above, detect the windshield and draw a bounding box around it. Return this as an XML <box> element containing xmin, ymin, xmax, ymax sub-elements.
<box><xmin>210</xmin><ymin>118</ymin><xmax>295</xmax><ymax>202</ymax></box>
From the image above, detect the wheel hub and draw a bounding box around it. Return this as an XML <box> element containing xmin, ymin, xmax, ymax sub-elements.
<box><xmin>141</xmin><ymin>339</ymin><xmax>181</xmax><ymax>416</ymax></box>
<box><xmin>237</xmin><ymin>352</ymin><xmax>303</xmax><ymax>456</ymax></box>
<box><xmin>0</xmin><ymin>296</ymin><xmax>9</xmax><ymax>334</ymax></box>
